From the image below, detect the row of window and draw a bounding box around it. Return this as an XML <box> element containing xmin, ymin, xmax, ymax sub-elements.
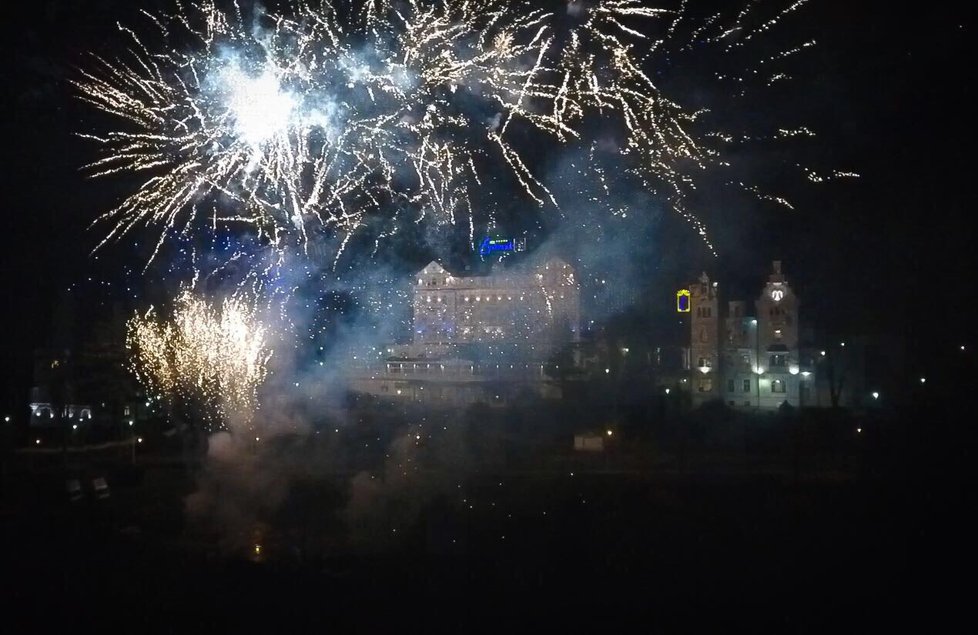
<box><xmin>723</xmin><ymin>378</ymin><xmax>787</xmax><ymax>393</ymax></box>
<box><xmin>704</xmin><ymin>354</ymin><xmax>791</xmax><ymax>368</ymax></box>
<box><xmin>420</xmin><ymin>294</ymin><xmax>573</xmax><ymax>303</ymax></box>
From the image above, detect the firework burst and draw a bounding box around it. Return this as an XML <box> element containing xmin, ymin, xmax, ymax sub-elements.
<box><xmin>127</xmin><ymin>287</ymin><xmax>273</xmax><ymax>432</ymax></box>
<box><xmin>77</xmin><ymin>0</ymin><xmax>841</xmax><ymax>265</ymax></box>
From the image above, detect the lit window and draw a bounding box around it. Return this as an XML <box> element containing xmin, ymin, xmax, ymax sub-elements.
<box><xmin>771</xmin><ymin>379</ymin><xmax>786</xmax><ymax>393</ymax></box>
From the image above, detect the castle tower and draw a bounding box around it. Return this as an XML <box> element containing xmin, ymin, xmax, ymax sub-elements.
<box><xmin>689</xmin><ymin>272</ymin><xmax>720</xmax><ymax>406</ymax></box>
<box><xmin>754</xmin><ymin>260</ymin><xmax>801</xmax><ymax>409</ymax></box>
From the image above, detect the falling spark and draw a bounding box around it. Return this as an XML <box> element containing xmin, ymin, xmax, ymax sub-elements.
<box><xmin>127</xmin><ymin>288</ymin><xmax>272</xmax><ymax>432</ymax></box>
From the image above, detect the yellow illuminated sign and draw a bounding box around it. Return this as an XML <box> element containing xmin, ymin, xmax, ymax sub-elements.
<box><xmin>677</xmin><ymin>289</ymin><xmax>691</xmax><ymax>313</ymax></box>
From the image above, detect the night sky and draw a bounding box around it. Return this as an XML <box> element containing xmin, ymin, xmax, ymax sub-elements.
<box><xmin>1</xmin><ymin>0</ymin><xmax>973</xmax><ymax>409</ymax></box>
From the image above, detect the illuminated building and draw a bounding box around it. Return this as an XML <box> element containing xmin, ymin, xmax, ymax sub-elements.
<box><xmin>689</xmin><ymin>261</ymin><xmax>812</xmax><ymax>410</ymax></box>
<box><xmin>411</xmin><ymin>259</ymin><xmax>580</xmax><ymax>346</ymax></box>
<box><xmin>349</xmin><ymin>259</ymin><xmax>580</xmax><ymax>405</ymax></box>
<box><xmin>27</xmin><ymin>290</ymin><xmax>148</xmax><ymax>434</ymax></box>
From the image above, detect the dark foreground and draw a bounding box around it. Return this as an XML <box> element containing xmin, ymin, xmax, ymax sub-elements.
<box><xmin>0</xmin><ymin>454</ymin><xmax>958</xmax><ymax>634</ymax></box>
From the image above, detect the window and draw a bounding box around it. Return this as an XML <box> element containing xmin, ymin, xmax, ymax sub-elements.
<box><xmin>771</xmin><ymin>379</ymin><xmax>786</xmax><ymax>393</ymax></box>
<box><xmin>743</xmin><ymin>379</ymin><xmax>751</xmax><ymax>393</ymax></box>
<box><xmin>770</xmin><ymin>354</ymin><xmax>787</xmax><ymax>367</ymax></box>
<box><xmin>697</xmin><ymin>357</ymin><xmax>711</xmax><ymax>369</ymax></box>
<box><xmin>698</xmin><ymin>379</ymin><xmax>712</xmax><ymax>392</ymax></box>
<box><xmin>727</xmin><ymin>379</ymin><xmax>735</xmax><ymax>392</ymax></box>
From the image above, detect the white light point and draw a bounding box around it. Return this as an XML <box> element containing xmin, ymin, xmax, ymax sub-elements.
<box><xmin>224</xmin><ymin>65</ymin><xmax>297</xmax><ymax>148</ymax></box>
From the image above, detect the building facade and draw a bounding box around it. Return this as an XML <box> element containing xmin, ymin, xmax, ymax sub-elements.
<box><xmin>690</xmin><ymin>261</ymin><xmax>813</xmax><ymax>411</ymax></box>
<box><xmin>411</xmin><ymin>260</ymin><xmax>580</xmax><ymax>347</ymax></box>
<box><xmin>348</xmin><ymin>259</ymin><xmax>581</xmax><ymax>406</ymax></box>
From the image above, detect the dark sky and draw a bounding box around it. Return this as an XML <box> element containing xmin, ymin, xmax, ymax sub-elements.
<box><xmin>1</xmin><ymin>1</ymin><xmax>973</xmax><ymax>407</ymax></box>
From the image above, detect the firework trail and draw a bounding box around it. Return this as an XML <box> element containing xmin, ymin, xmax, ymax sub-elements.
<box><xmin>127</xmin><ymin>287</ymin><xmax>273</xmax><ymax>432</ymax></box>
<box><xmin>77</xmin><ymin>0</ymin><xmax>843</xmax><ymax>266</ymax></box>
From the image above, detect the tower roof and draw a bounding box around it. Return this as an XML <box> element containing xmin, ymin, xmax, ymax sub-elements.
<box><xmin>419</xmin><ymin>261</ymin><xmax>449</xmax><ymax>275</ymax></box>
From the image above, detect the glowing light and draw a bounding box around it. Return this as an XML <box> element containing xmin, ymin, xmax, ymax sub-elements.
<box><xmin>872</xmin><ymin>391</ymin><xmax>879</xmax><ymax>400</ymax></box>
<box><xmin>677</xmin><ymin>289</ymin><xmax>691</xmax><ymax>313</ymax></box>
<box><xmin>664</xmin><ymin>388</ymin><xmax>671</xmax><ymax>395</ymax></box>
<box><xmin>223</xmin><ymin>65</ymin><xmax>296</xmax><ymax>148</ymax></box>
<box><xmin>35</xmin><ymin>439</ymin><xmax>41</xmax><ymax>445</ymax></box>
<box><xmin>919</xmin><ymin>377</ymin><xmax>926</xmax><ymax>384</ymax></box>
<box><xmin>789</xmin><ymin>365</ymin><xmax>800</xmax><ymax>375</ymax></box>
<box><xmin>606</xmin><ymin>430</ymin><xmax>613</xmax><ymax>436</ymax></box>
<box><xmin>72</xmin><ymin>424</ymin><xmax>78</xmax><ymax>430</ymax></box>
